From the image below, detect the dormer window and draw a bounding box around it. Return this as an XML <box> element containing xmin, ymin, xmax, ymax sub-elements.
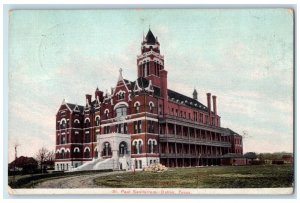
<box><xmin>117</xmin><ymin>91</ymin><xmax>125</xmax><ymax>100</ymax></box>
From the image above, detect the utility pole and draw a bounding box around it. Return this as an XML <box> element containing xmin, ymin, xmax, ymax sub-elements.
<box><xmin>13</xmin><ymin>144</ymin><xmax>19</xmax><ymax>184</ymax></box>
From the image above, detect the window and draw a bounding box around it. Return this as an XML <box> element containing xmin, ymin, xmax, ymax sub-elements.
<box><xmin>135</xmin><ymin>160</ymin><xmax>138</xmax><ymax>169</ymax></box>
<box><xmin>116</xmin><ymin>105</ymin><xmax>127</xmax><ymax>117</ymax></box>
<box><xmin>95</xmin><ymin>148</ymin><xmax>98</xmax><ymax>159</ymax></box>
<box><xmin>119</xmin><ymin>141</ymin><xmax>128</xmax><ymax>156</ymax></box>
<box><xmin>85</xmin><ymin>133</ymin><xmax>90</xmax><ymax>143</ymax></box>
<box><xmin>148</xmin><ymin>121</ymin><xmax>155</xmax><ymax>133</ymax></box>
<box><xmin>138</xmin><ymin>141</ymin><xmax>143</xmax><ymax>154</ymax></box>
<box><xmin>139</xmin><ymin>160</ymin><xmax>142</xmax><ymax>169</ymax></box>
<box><xmin>60</xmin><ymin>120</ymin><xmax>67</xmax><ymax>129</ymax></box>
<box><xmin>159</xmin><ymin>105</ymin><xmax>162</xmax><ymax>115</ymax></box>
<box><xmin>95</xmin><ymin>117</ymin><xmax>100</xmax><ymax>126</ymax></box>
<box><xmin>148</xmin><ymin>139</ymin><xmax>157</xmax><ymax>153</ymax></box>
<box><xmin>117</xmin><ymin>92</ymin><xmax>125</xmax><ymax>100</ymax></box>
<box><xmin>104</xmin><ymin>126</ymin><xmax>110</xmax><ymax>134</ymax></box>
<box><xmin>134</xmin><ymin>121</ymin><xmax>138</xmax><ymax>134</ymax></box>
<box><xmin>84</xmin><ymin>119</ymin><xmax>90</xmax><ymax>128</ymax></box>
<box><xmin>133</xmin><ymin>140</ymin><xmax>143</xmax><ymax>154</ymax></box>
<box><xmin>200</xmin><ymin>114</ymin><xmax>203</xmax><ymax>123</ymax></box>
<box><xmin>124</xmin><ymin>123</ymin><xmax>128</xmax><ymax>134</ymax></box>
<box><xmin>138</xmin><ymin>120</ymin><xmax>142</xmax><ymax>133</ymax></box>
<box><xmin>149</xmin><ymin>102</ymin><xmax>154</xmax><ymax>113</ymax></box>
<box><xmin>135</xmin><ymin>102</ymin><xmax>140</xmax><ymax>113</ymax></box>
<box><xmin>84</xmin><ymin>148</ymin><xmax>90</xmax><ymax>158</ymax></box>
<box><xmin>104</xmin><ymin>109</ymin><xmax>109</xmax><ymax>119</ymax></box>
<box><xmin>102</xmin><ymin>142</ymin><xmax>112</xmax><ymax>157</ymax></box>
<box><xmin>116</xmin><ymin>123</ymin><xmax>127</xmax><ymax>134</ymax></box>
<box><xmin>176</xmin><ymin>109</ymin><xmax>178</xmax><ymax>116</ymax></box>
<box><xmin>74</xmin><ymin>119</ymin><xmax>80</xmax><ymax>128</ymax></box>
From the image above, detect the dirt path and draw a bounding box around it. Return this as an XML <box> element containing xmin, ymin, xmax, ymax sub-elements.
<box><xmin>35</xmin><ymin>171</ymin><xmax>126</xmax><ymax>188</ymax></box>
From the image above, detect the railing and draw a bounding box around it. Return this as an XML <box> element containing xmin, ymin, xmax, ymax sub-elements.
<box><xmin>160</xmin><ymin>153</ymin><xmax>224</xmax><ymax>159</ymax></box>
<box><xmin>159</xmin><ymin>134</ymin><xmax>231</xmax><ymax>147</ymax></box>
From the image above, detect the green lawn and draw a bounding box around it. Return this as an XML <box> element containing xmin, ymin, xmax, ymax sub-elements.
<box><xmin>93</xmin><ymin>164</ymin><xmax>294</xmax><ymax>188</ymax></box>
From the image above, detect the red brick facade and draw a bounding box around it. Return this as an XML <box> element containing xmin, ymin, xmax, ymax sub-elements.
<box><xmin>54</xmin><ymin>29</ymin><xmax>243</xmax><ymax>170</ymax></box>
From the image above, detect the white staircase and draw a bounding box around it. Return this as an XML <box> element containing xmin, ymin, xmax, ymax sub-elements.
<box><xmin>72</xmin><ymin>158</ymin><xmax>115</xmax><ymax>171</ymax></box>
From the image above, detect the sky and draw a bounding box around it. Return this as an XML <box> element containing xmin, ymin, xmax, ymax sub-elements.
<box><xmin>8</xmin><ymin>9</ymin><xmax>294</xmax><ymax>162</ymax></box>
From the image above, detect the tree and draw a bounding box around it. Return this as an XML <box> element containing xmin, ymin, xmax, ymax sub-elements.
<box><xmin>244</xmin><ymin>152</ymin><xmax>257</xmax><ymax>161</ymax></box>
<box><xmin>35</xmin><ymin>147</ymin><xmax>54</xmax><ymax>173</ymax></box>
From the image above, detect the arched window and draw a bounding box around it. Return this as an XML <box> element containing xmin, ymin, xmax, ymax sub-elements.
<box><xmin>115</xmin><ymin>104</ymin><xmax>127</xmax><ymax>117</ymax></box>
<box><xmin>104</xmin><ymin>109</ymin><xmax>109</xmax><ymax>119</ymax></box>
<box><xmin>135</xmin><ymin>102</ymin><xmax>140</xmax><ymax>113</ymax></box>
<box><xmin>60</xmin><ymin>120</ymin><xmax>67</xmax><ymax>129</ymax></box>
<box><xmin>84</xmin><ymin>118</ymin><xmax>90</xmax><ymax>128</ymax></box>
<box><xmin>119</xmin><ymin>141</ymin><xmax>128</xmax><ymax>157</ymax></box>
<box><xmin>95</xmin><ymin>116</ymin><xmax>100</xmax><ymax>126</ymax></box>
<box><xmin>102</xmin><ymin>142</ymin><xmax>112</xmax><ymax>157</ymax></box>
<box><xmin>138</xmin><ymin>140</ymin><xmax>143</xmax><ymax>154</ymax></box>
<box><xmin>74</xmin><ymin>119</ymin><xmax>80</xmax><ymax>128</ymax></box>
<box><xmin>84</xmin><ymin>147</ymin><xmax>90</xmax><ymax>158</ymax></box>
<box><xmin>148</xmin><ymin>139</ymin><xmax>157</xmax><ymax>153</ymax></box>
<box><xmin>148</xmin><ymin>140</ymin><xmax>152</xmax><ymax>153</ymax></box>
<box><xmin>95</xmin><ymin>148</ymin><xmax>99</xmax><ymax>159</ymax></box>
<box><xmin>61</xmin><ymin>149</ymin><xmax>65</xmax><ymax>159</ymax></box>
<box><xmin>149</xmin><ymin>102</ymin><xmax>154</xmax><ymax>113</ymax></box>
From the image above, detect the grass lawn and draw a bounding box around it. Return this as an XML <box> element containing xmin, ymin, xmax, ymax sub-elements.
<box><xmin>93</xmin><ymin>164</ymin><xmax>294</xmax><ymax>188</ymax></box>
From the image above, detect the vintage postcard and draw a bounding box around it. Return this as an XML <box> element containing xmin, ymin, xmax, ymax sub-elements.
<box><xmin>7</xmin><ymin>9</ymin><xmax>294</xmax><ymax>195</ymax></box>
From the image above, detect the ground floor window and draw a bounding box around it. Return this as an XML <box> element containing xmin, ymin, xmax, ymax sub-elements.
<box><xmin>139</xmin><ymin>160</ymin><xmax>142</xmax><ymax>169</ymax></box>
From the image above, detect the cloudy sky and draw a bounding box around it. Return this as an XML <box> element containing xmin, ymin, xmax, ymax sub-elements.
<box><xmin>8</xmin><ymin>9</ymin><xmax>293</xmax><ymax>162</ymax></box>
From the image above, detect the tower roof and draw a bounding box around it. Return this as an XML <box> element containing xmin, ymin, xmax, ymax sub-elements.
<box><xmin>145</xmin><ymin>29</ymin><xmax>156</xmax><ymax>45</ymax></box>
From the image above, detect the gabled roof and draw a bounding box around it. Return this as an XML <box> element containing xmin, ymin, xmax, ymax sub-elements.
<box><xmin>168</xmin><ymin>89</ymin><xmax>208</xmax><ymax>112</ymax></box>
<box><xmin>145</xmin><ymin>29</ymin><xmax>156</xmax><ymax>45</ymax></box>
<box><xmin>66</xmin><ymin>103</ymin><xmax>84</xmax><ymax>113</ymax></box>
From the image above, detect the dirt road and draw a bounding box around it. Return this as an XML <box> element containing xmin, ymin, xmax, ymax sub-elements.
<box><xmin>35</xmin><ymin>171</ymin><xmax>125</xmax><ymax>188</ymax></box>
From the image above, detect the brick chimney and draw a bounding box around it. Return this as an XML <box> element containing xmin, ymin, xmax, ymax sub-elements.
<box><xmin>160</xmin><ymin>69</ymin><xmax>168</xmax><ymax>114</ymax></box>
<box><xmin>206</xmin><ymin>93</ymin><xmax>211</xmax><ymax>115</ymax></box>
<box><xmin>212</xmin><ymin>95</ymin><xmax>217</xmax><ymax>115</ymax></box>
<box><xmin>85</xmin><ymin>94</ymin><xmax>92</xmax><ymax>106</ymax></box>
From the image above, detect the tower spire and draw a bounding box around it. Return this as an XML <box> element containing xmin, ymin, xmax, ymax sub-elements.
<box><xmin>118</xmin><ymin>68</ymin><xmax>123</xmax><ymax>81</ymax></box>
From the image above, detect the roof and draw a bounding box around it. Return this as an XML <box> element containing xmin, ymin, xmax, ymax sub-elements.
<box><xmin>66</xmin><ymin>103</ymin><xmax>84</xmax><ymax>113</ymax></box>
<box><xmin>168</xmin><ymin>89</ymin><xmax>208</xmax><ymax>112</ymax></box>
<box><xmin>224</xmin><ymin>128</ymin><xmax>241</xmax><ymax>136</ymax></box>
<box><xmin>8</xmin><ymin>156</ymin><xmax>38</xmax><ymax>169</ymax></box>
<box><xmin>145</xmin><ymin>29</ymin><xmax>156</xmax><ymax>45</ymax></box>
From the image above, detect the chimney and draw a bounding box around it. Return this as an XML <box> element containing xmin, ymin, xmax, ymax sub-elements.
<box><xmin>160</xmin><ymin>69</ymin><xmax>168</xmax><ymax>99</ymax></box>
<box><xmin>206</xmin><ymin>93</ymin><xmax>211</xmax><ymax>115</ymax></box>
<box><xmin>212</xmin><ymin>95</ymin><xmax>217</xmax><ymax>115</ymax></box>
<box><xmin>160</xmin><ymin>69</ymin><xmax>168</xmax><ymax>115</ymax></box>
<box><xmin>85</xmin><ymin>94</ymin><xmax>92</xmax><ymax>106</ymax></box>
<box><xmin>95</xmin><ymin>88</ymin><xmax>104</xmax><ymax>103</ymax></box>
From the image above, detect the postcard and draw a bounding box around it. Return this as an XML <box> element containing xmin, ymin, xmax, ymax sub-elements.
<box><xmin>7</xmin><ymin>8</ymin><xmax>294</xmax><ymax>195</ymax></box>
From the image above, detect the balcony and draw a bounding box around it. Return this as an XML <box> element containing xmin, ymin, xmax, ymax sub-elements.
<box><xmin>159</xmin><ymin>134</ymin><xmax>231</xmax><ymax>147</ymax></box>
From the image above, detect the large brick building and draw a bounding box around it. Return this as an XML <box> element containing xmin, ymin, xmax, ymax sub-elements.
<box><xmin>54</xmin><ymin>29</ymin><xmax>244</xmax><ymax>171</ymax></box>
